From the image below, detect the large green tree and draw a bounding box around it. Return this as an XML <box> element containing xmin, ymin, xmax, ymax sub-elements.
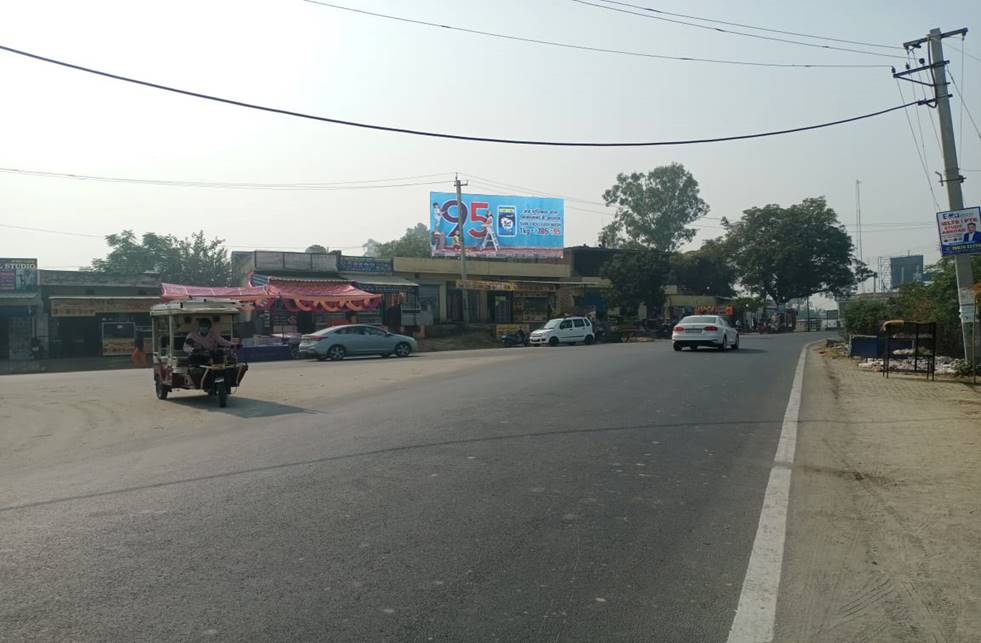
<box><xmin>365</xmin><ymin>223</ymin><xmax>430</xmax><ymax>259</ymax></box>
<box><xmin>599</xmin><ymin>163</ymin><xmax>710</xmax><ymax>251</ymax></box>
<box><xmin>723</xmin><ymin>197</ymin><xmax>871</xmax><ymax>304</ymax></box>
<box><xmin>669</xmin><ymin>238</ymin><xmax>736</xmax><ymax>296</ymax></box>
<box><xmin>601</xmin><ymin>249</ymin><xmax>670</xmax><ymax>315</ymax></box>
<box><xmin>91</xmin><ymin>230</ymin><xmax>231</xmax><ymax>286</ymax></box>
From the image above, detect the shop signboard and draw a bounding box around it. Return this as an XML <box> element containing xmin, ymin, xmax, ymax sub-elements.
<box><xmin>101</xmin><ymin>321</ymin><xmax>136</xmax><ymax>356</ymax></box>
<box><xmin>456</xmin><ymin>279</ymin><xmax>555</xmax><ymax>294</ymax></box>
<box><xmin>0</xmin><ymin>258</ymin><xmax>37</xmax><ymax>292</ymax></box>
<box><xmin>430</xmin><ymin>192</ymin><xmax>563</xmax><ymax>259</ymax></box>
<box><xmin>937</xmin><ymin>206</ymin><xmax>981</xmax><ymax>256</ymax></box>
<box><xmin>50</xmin><ymin>297</ymin><xmax>157</xmax><ymax>317</ymax></box>
<box><xmin>338</xmin><ymin>256</ymin><xmax>392</xmax><ymax>273</ymax></box>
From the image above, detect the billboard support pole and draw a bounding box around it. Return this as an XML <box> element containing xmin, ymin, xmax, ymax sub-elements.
<box><xmin>455</xmin><ymin>174</ymin><xmax>470</xmax><ymax>326</ymax></box>
<box><xmin>904</xmin><ymin>28</ymin><xmax>975</xmax><ymax>363</ymax></box>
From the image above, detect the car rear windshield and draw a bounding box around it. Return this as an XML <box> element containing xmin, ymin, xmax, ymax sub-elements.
<box><xmin>680</xmin><ymin>316</ymin><xmax>718</xmax><ymax>324</ymax></box>
<box><xmin>543</xmin><ymin>319</ymin><xmax>561</xmax><ymax>329</ymax></box>
<box><xmin>310</xmin><ymin>327</ymin><xmax>337</xmax><ymax>337</ymax></box>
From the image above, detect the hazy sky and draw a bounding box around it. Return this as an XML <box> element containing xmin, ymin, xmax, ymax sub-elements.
<box><xmin>1</xmin><ymin>0</ymin><xmax>979</xmax><ymax>278</ymax></box>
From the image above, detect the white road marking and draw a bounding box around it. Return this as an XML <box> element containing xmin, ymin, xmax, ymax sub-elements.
<box><xmin>727</xmin><ymin>345</ymin><xmax>807</xmax><ymax>643</ymax></box>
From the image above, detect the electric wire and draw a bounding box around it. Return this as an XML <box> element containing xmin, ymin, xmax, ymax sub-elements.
<box><xmin>950</xmin><ymin>73</ymin><xmax>981</xmax><ymax>144</ymax></box>
<box><xmin>584</xmin><ymin>0</ymin><xmax>899</xmax><ymax>50</ymax></box>
<box><xmin>302</xmin><ymin>0</ymin><xmax>888</xmax><ymax>69</ymax></box>
<box><xmin>895</xmin><ymin>79</ymin><xmax>940</xmax><ymax>210</ymax></box>
<box><xmin>568</xmin><ymin>0</ymin><xmax>902</xmax><ymax>60</ymax></box>
<box><xmin>0</xmin><ymin>44</ymin><xmax>917</xmax><ymax>147</ymax></box>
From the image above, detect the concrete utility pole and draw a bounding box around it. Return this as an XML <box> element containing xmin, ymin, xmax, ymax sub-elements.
<box><xmin>855</xmin><ymin>180</ymin><xmax>864</xmax><ymax>292</ymax></box>
<box><xmin>898</xmin><ymin>27</ymin><xmax>975</xmax><ymax>363</ymax></box>
<box><xmin>454</xmin><ymin>174</ymin><xmax>470</xmax><ymax>325</ymax></box>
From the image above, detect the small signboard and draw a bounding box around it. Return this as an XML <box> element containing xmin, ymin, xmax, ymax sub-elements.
<box><xmin>936</xmin><ymin>206</ymin><xmax>981</xmax><ymax>256</ymax></box>
<box><xmin>0</xmin><ymin>258</ymin><xmax>37</xmax><ymax>292</ymax></box>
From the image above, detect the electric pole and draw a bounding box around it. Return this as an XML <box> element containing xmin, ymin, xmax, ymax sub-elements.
<box><xmin>855</xmin><ymin>180</ymin><xmax>864</xmax><ymax>292</ymax></box>
<box><xmin>897</xmin><ymin>27</ymin><xmax>975</xmax><ymax>363</ymax></box>
<box><xmin>454</xmin><ymin>174</ymin><xmax>470</xmax><ymax>325</ymax></box>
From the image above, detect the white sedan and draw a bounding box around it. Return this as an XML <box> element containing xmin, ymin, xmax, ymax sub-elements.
<box><xmin>671</xmin><ymin>315</ymin><xmax>740</xmax><ymax>352</ymax></box>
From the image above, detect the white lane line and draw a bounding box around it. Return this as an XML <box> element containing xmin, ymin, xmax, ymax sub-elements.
<box><xmin>727</xmin><ymin>345</ymin><xmax>807</xmax><ymax>643</ymax></box>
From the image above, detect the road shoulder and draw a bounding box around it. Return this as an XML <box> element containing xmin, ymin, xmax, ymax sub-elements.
<box><xmin>775</xmin><ymin>347</ymin><xmax>981</xmax><ymax>641</ymax></box>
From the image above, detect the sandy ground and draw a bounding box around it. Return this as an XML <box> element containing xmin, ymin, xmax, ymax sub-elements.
<box><xmin>776</xmin><ymin>347</ymin><xmax>981</xmax><ymax>642</ymax></box>
<box><xmin>0</xmin><ymin>350</ymin><xmax>524</xmax><ymax>474</ymax></box>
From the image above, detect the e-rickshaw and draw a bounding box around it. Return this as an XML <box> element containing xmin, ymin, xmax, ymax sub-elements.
<box><xmin>150</xmin><ymin>299</ymin><xmax>248</xmax><ymax>407</ymax></box>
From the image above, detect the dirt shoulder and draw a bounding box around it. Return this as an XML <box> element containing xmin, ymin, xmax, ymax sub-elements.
<box><xmin>775</xmin><ymin>347</ymin><xmax>981</xmax><ymax>642</ymax></box>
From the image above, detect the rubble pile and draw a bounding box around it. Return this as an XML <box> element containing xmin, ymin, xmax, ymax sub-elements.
<box><xmin>856</xmin><ymin>355</ymin><xmax>966</xmax><ymax>375</ymax></box>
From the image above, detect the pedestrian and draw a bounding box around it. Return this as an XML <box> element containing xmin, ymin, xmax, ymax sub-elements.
<box><xmin>130</xmin><ymin>339</ymin><xmax>147</xmax><ymax>368</ymax></box>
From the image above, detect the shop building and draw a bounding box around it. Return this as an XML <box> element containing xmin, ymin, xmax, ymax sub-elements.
<box><xmin>0</xmin><ymin>258</ymin><xmax>41</xmax><ymax>360</ymax></box>
<box><xmin>39</xmin><ymin>270</ymin><xmax>161</xmax><ymax>358</ymax></box>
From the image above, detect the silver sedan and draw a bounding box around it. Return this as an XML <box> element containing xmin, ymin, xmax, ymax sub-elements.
<box><xmin>298</xmin><ymin>324</ymin><xmax>418</xmax><ymax>361</ymax></box>
<box><xmin>671</xmin><ymin>315</ymin><xmax>740</xmax><ymax>352</ymax></box>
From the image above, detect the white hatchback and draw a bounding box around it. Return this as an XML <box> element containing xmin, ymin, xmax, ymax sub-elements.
<box><xmin>529</xmin><ymin>316</ymin><xmax>595</xmax><ymax>346</ymax></box>
<box><xmin>672</xmin><ymin>315</ymin><xmax>739</xmax><ymax>352</ymax></box>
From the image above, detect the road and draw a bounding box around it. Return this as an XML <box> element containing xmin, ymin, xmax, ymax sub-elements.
<box><xmin>0</xmin><ymin>333</ymin><xmax>818</xmax><ymax>642</ymax></box>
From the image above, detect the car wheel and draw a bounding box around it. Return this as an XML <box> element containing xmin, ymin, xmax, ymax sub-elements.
<box><xmin>394</xmin><ymin>342</ymin><xmax>412</xmax><ymax>358</ymax></box>
<box><xmin>548</xmin><ymin>337</ymin><xmax>559</xmax><ymax>347</ymax></box>
<box><xmin>672</xmin><ymin>342</ymin><xmax>681</xmax><ymax>352</ymax></box>
<box><xmin>584</xmin><ymin>335</ymin><xmax>595</xmax><ymax>345</ymax></box>
<box><xmin>718</xmin><ymin>336</ymin><xmax>728</xmax><ymax>352</ymax></box>
<box><xmin>733</xmin><ymin>334</ymin><xmax>740</xmax><ymax>350</ymax></box>
<box><xmin>327</xmin><ymin>345</ymin><xmax>346</xmax><ymax>361</ymax></box>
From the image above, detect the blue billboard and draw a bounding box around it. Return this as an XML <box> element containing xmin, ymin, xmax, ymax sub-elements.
<box><xmin>430</xmin><ymin>192</ymin><xmax>564</xmax><ymax>258</ymax></box>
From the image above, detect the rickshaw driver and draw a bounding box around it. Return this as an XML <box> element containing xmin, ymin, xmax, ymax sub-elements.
<box><xmin>183</xmin><ymin>317</ymin><xmax>232</xmax><ymax>362</ymax></box>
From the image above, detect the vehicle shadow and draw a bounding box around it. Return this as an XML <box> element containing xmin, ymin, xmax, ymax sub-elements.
<box><xmin>681</xmin><ymin>347</ymin><xmax>767</xmax><ymax>354</ymax></box>
<box><xmin>304</xmin><ymin>355</ymin><xmax>421</xmax><ymax>365</ymax></box>
<box><xmin>166</xmin><ymin>395</ymin><xmax>319</xmax><ymax>418</ymax></box>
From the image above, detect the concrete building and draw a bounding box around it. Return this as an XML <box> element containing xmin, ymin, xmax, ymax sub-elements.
<box><xmin>0</xmin><ymin>258</ymin><xmax>40</xmax><ymax>360</ymax></box>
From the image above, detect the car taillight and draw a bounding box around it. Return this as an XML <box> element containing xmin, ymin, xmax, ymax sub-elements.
<box><xmin>301</xmin><ymin>335</ymin><xmax>319</xmax><ymax>341</ymax></box>
<box><xmin>673</xmin><ymin>326</ymin><xmax>684</xmax><ymax>332</ymax></box>
<box><xmin>703</xmin><ymin>325</ymin><xmax>718</xmax><ymax>331</ymax></box>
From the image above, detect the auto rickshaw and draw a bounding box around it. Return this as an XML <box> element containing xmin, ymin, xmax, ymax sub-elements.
<box><xmin>150</xmin><ymin>299</ymin><xmax>248</xmax><ymax>407</ymax></box>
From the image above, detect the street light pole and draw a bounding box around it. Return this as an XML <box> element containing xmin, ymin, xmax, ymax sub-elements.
<box><xmin>455</xmin><ymin>174</ymin><xmax>470</xmax><ymax>326</ymax></box>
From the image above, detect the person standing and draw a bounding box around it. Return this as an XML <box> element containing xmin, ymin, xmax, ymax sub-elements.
<box><xmin>480</xmin><ymin>214</ymin><xmax>500</xmax><ymax>251</ymax></box>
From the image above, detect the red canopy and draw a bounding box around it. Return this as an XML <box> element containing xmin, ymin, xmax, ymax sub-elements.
<box><xmin>160</xmin><ymin>281</ymin><xmax>381</xmax><ymax>312</ymax></box>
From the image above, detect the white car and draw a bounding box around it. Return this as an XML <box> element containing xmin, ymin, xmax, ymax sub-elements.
<box><xmin>672</xmin><ymin>315</ymin><xmax>739</xmax><ymax>352</ymax></box>
<box><xmin>529</xmin><ymin>316</ymin><xmax>595</xmax><ymax>346</ymax></box>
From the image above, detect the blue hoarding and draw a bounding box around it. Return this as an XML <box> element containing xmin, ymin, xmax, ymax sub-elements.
<box><xmin>430</xmin><ymin>192</ymin><xmax>564</xmax><ymax>258</ymax></box>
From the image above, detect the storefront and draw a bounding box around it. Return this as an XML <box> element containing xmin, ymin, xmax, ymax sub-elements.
<box><xmin>47</xmin><ymin>296</ymin><xmax>159</xmax><ymax>357</ymax></box>
<box><xmin>0</xmin><ymin>258</ymin><xmax>40</xmax><ymax>360</ymax></box>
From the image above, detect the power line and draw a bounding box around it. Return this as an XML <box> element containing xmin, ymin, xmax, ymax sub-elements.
<box><xmin>464</xmin><ymin>174</ymin><xmax>607</xmax><ymax>206</ymax></box>
<box><xmin>895</xmin><ymin>78</ymin><xmax>940</xmax><ymax>210</ymax></box>
<box><xmin>950</xmin><ymin>73</ymin><xmax>981</xmax><ymax>144</ymax></box>
<box><xmin>0</xmin><ymin>167</ymin><xmax>453</xmax><ymax>190</ymax></box>
<box><xmin>568</xmin><ymin>0</ymin><xmax>902</xmax><ymax>60</ymax></box>
<box><xmin>0</xmin><ymin>44</ymin><xmax>921</xmax><ymax>147</ymax></box>
<box><xmin>303</xmin><ymin>0</ymin><xmax>887</xmax><ymax>69</ymax></box>
<box><xmin>583</xmin><ymin>0</ymin><xmax>899</xmax><ymax>50</ymax></box>
<box><xmin>948</xmin><ymin>43</ymin><xmax>981</xmax><ymax>64</ymax></box>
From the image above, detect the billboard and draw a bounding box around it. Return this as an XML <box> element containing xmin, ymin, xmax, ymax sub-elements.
<box><xmin>0</xmin><ymin>258</ymin><xmax>37</xmax><ymax>292</ymax></box>
<box><xmin>936</xmin><ymin>206</ymin><xmax>981</xmax><ymax>256</ymax></box>
<box><xmin>890</xmin><ymin>255</ymin><xmax>924</xmax><ymax>289</ymax></box>
<box><xmin>430</xmin><ymin>192</ymin><xmax>564</xmax><ymax>258</ymax></box>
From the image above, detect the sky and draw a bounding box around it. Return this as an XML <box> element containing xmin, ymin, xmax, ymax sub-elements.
<box><xmin>1</xmin><ymin>0</ymin><xmax>980</xmax><ymax>288</ymax></box>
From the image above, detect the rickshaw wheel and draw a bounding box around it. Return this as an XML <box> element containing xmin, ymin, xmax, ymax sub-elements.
<box><xmin>155</xmin><ymin>379</ymin><xmax>169</xmax><ymax>400</ymax></box>
<box><xmin>218</xmin><ymin>383</ymin><xmax>228</xmax><ymax>407</ymax></box>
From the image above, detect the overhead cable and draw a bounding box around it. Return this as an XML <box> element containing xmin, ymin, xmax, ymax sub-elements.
<box><xmin>0</xmin><ymin>166</ymin><xmax>452</xmax><ymax>190</ymax></box>
<box><xmin>303</xmin><ymin>0</ymin><xmax>888</xmax><ymax>69</ymax></box>
<box><xmin>895</xmin><ymin>79</ymin><xmax>940</xmax><ymax>210</ymax></box>
<box><xmin>568</xmin><ymin>0</ymin><xmax>902</xmax><ymax>60</ymax></box>
<box><xmin>950</xmin><ymin>74</ymin><xmax>981</xmax><ymax>144</ymax></box>
<box><xmin>584</xmin><ymin>0</ymin><xmax>899</xmax><ymax>50</ymax></box>
<box><xmin>0</xmin><ymin>44</ymin><xmax>922</xmax><ymax>148</ymax></box>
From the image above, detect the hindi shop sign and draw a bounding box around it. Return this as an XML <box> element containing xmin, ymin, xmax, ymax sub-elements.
<box><xmin>936</xmin><ymin>206</ymin><xmax>981</xmax><ymax>256</ymax></box>
<box><xmin>430</xmin><ymin>192</ymin><xmax>564</xmax><ymax>259</ymax></box>
<box><xmin>0</xmin><ymin>258</ymin><xmax>37</xmax><ymax>292</ymax></box>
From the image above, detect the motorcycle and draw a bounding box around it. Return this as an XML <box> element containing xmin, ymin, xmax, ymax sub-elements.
<box><xmin>499</xmin><ymin>330</ymin><xmax>529</xmax><ymax>347</ymax></box>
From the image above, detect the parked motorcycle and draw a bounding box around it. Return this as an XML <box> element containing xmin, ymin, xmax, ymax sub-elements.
<box><xmin>499</xmin><ymin>330</ymin><xmax>529</xmax><ymax>347</ymax></box>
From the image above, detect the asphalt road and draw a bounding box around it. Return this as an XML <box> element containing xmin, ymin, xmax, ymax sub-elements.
<box><xmin>0</xmin><ymin>333</ymin><xmax>820</xmax><ymax>642</ymax></box>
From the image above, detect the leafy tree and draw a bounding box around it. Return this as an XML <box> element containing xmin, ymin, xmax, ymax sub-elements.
<box><xmin>601</xmin><ymin>249</ymin><xmax>670</xmax><ymax>315</ymax></box>
<box><xmin>841</xmin><ymin>299</ymin><xmax>894</xmax><ymax>336</ymax></box>
<box><xmin>723</xmin><ymin>197</ymin><xmax>872</xmax><ymax>304</ymax></box>
<box><xmin>91</xmin><ymin>230</ymin><xmax>231</xmax><ymax>286</ymax></box>
<box><xmin>365</xmin><ymin>223</ymin><xmax>430</xmax><ymax>259</ymax></box>
<box><xmin>669</xmin><ymin>238</ymin><xmax>736</xmax><ymax>296</ymax></box>
<box><xmin>305</xmin><ymin>244</ymin><xmax>328</xmax><ymax>254</ymax></box>
<box><xmin>599</xmin><ymin>163</ymin><xmax>709</xmax><ymax>251</ymax></box>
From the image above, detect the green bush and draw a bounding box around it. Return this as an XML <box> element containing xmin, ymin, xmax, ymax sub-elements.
<box><xmin>841</xmin><ymin>300</ymin><xmax>893</xmax><ymax>336</ymax></box>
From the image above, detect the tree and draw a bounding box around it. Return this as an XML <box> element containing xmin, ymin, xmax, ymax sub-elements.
<box><xmin>841</xmin><ymin>299</ymin><xmax>894</xmax><ymax>336</ymax></box>
<box><xmin>91</xmin><ymin>230</ymin><xmax>231</xmax><ymax>286</ymax></box>
<box><xmin>305</xmin><ymin>244</ymin><xmax>328</xmax><ymax>254</ymax></box>
<box><xmin>598</xmin><ymin>163</ymin><xmax>710</xmax><ymax>251</ymax></box>
<box><xmin>365</xmin><ymin>223</ymin><xmax>431</xmax><ymax>259</ymax></box>
<box><xmin>601</xmin><ymin>249</ymin><xmax>670</xmax><ymax>315</ymax></box>
<box><xmin>723</xmin><ymin>197</ymin><xmax>871</xmax><ymax>305</ymax></box>
<box><xmin>669</xmin><ymin>238</ymin><xmax>736</xmax><ymax>296</ymax></box>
